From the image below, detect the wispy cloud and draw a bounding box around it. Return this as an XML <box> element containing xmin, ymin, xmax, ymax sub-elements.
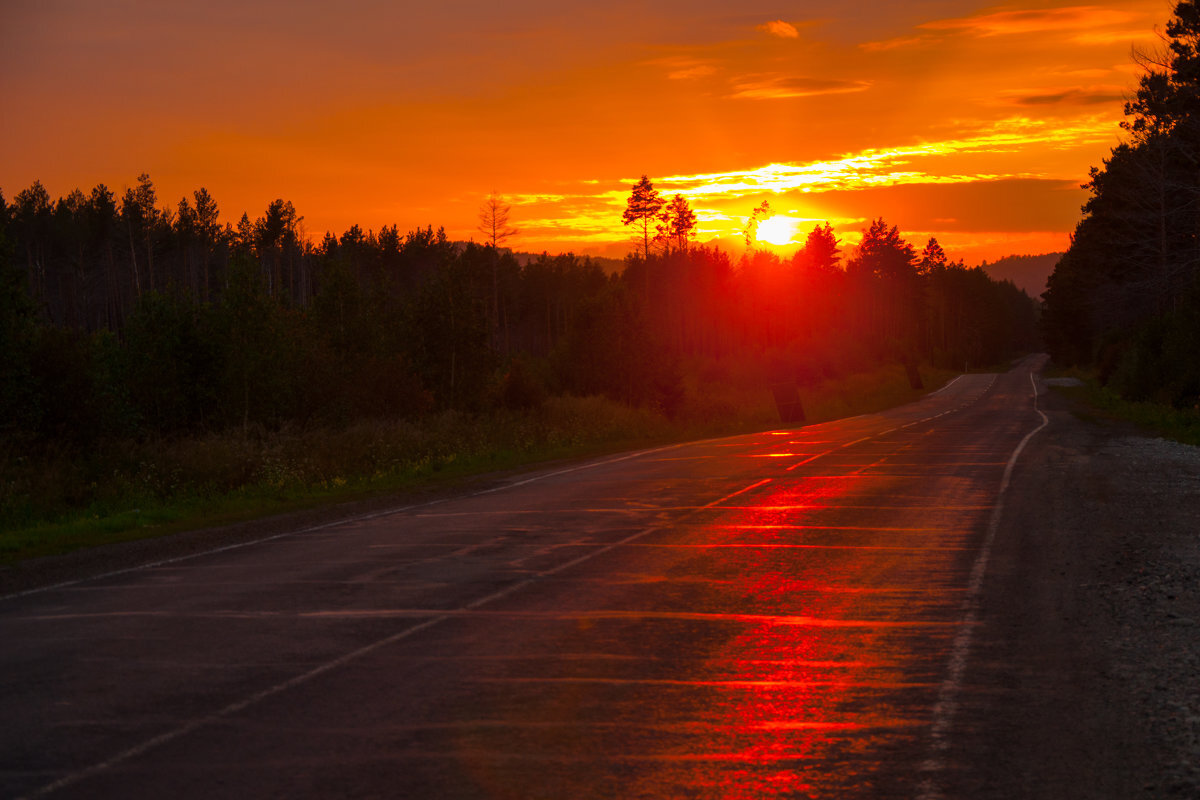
<box><xmin>1071</xmin><ymin>28</ymin><xmax>1157</xmax><ymax>45</ymax></box>
<box><xmin>655</xmin><ymin>116</ymin><xmax>1116</xmax><ymax>201</ymax></box>
<box><xmin>1007</xmin><ymin>87</ymin><xmax>1126</xmax><ymax>107</ymax></box>
<box><xmin>759</xmin><ymin>20</ymin><xmax>799</xmax><ymax>39</ymax></box>
<box><xmin>859</xmin><ymin>35</ymin><xmax>927</xmax><ymax>52</ymax></box>
<box><xmin>647</xmin><ymin>56</ymin><xmax>718</xmax><ymax>81</ymax></box>
<box><xmin>920</xmin><ymin>6</ymin><xmax>1133</xmax><ymax>37</ymax></box>
<box><xmin>669</xmin><ymin>63</ymin><xmax>717</xmax><ymax>80</ymax></box>
<box><xmin>730</xmin><ymin>74</ymin><xmax>870</xmax><ymax>100</ymax></box>
<box><xmin>861</xmin><ymin>5</ymin><xmax>1151</xmax><ymax>51</ymax></box>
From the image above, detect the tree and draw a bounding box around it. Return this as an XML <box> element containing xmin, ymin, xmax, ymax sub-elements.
<box><xmin>192</xmin><ymin>188</ymin><xmax>222</xmax><ymax>303</ymax></box>
<box><xmin>622</xmin><ymin>175</ymin><xmax>664</xmax><ymax>260</ymax></box>
<box><xmin>477</xmin><ymin>192</ymin><xmax>517</xmax><ymax>251</ymax></box>
<box><xmin>1124</xmin><ymin>2</ymin><xmax>1200</xmax><ymax>140</ymax></box>
<box><xmin>254</xmin><ymin>199</ymin><xmax>303</xmax><ymax>301</ymax></box>
<box><xmin>1044</xmin><ymin>3</ymin><xmax>1200</xmax><ymax>372</ymax></box>
<box><xmin>477</xmin><ymin>192</ymin><xmax>518</xmax><ymax>346</ymax></box>
<box><xmin>743</xmin><ymin>201</ymin><xmax>772</xmax><ymax>248</ymax></box>
<box><xmin>848</xmin><ymin>218</ymin><xmax>916</xmax><ymax>280</ymax></box>
<box><xmin>920</xmin><ymin>237</ymin><xmax>948</xmax><ymax>274</ymax></box>
<box><xmin>215</xmin><ymin>254</ymin><xmax>290</xmax><ymax>430</ymax></box>
<box><xmin>802</xmin><ymin>223</ymin><xmax>840</xmax><ymax>272</ymax></box>
<box><xmin>658</xmin><ymin>194</ymin><xmax>697</xmax><ymax>254</ymax></box>
<box><xmin>12</xmin><ymin>180</ymin><xmax>52</xmax><ymax>305</ymax></box>
<box><xmin>409</xmin><ymin>259</ymin><xmax>494</xmax><ymax>410</ymax></box>
<box><xmin>86</xmin><ymin>184</ymin><xmax>122</xmax><ymax>327</ymax></box>
<box><xmin>0</xmin><ymin>213</ymin><xmax>39</xmax><ymax>437</ymax></box>
<box><xmin>120</xmin><ymin>173</ymin><xmax>167</xmax><ymax>296</ymax></box>
<box><xmin>847</xmin><ymin>218</ymin><xmax>920</xmax><ymax>354</ymax></box>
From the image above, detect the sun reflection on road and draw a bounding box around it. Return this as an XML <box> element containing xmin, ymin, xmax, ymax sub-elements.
<box><xmin>666</xmin><ymin>474</ymin><xmax>941</xmax><ymax>798</ymax></box>
<box><xmin>452</xmin><ymin>432</ymin><xmax>976</xmax><ymax>799</ymax></box>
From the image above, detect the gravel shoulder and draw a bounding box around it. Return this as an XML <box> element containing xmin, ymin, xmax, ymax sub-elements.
<box><xmin>944</xmin><ymin>375</ymin><xmax>1200</xmax><ymax>798</ymax></box>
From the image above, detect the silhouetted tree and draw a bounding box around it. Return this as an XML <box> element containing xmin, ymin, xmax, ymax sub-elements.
<box><xmin>847</xmin><ymin>218</ymin><xmax>920</xmax><ymax>355</ymax></box>
<box><xmin>477</xmin><ymin>192</ymin><xmax>518</xmax><ymax>347</ymax></box>
<box><xmin>658</xmin><ymin>194</ymin><xmax>697</xmax><ymax>254</ymax></box>
<box><xmin>11</xmin><ymin>181</ymin><xmax>52</xmax><ymax>310</ymax></box>
<box><xmin>743</xmin><ymin>201</ymin><xmax>772</xmax><ymax>248</ymax></box>
<box><xmin>801</xmin><ymin>223</ymin><xmax>840</xmax><ymax>272</ymax></box>
<box><xmin>920</xmin><ymin>237</ymin><xmax>948</xmax><ymax>274</ymax></box>
<box><xmin>622</xmin><ymin>175</ymin><xmax>664</xmax><ymax>261</ymax></box>
<box><xmin>121</xmin><ymin>173</ymin><xmax>168</xmax><ymax>296</ymax></box>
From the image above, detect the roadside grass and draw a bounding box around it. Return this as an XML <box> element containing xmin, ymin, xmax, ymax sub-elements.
<box><xmin>1</xmin><ymin>362</ymin><xmax>960</xmax><ymax>564</ymax></box>
<box><xmin>1047</xmin><ymin>366</ymin><xmax>1200</xmax><ymax>446</ymax></box>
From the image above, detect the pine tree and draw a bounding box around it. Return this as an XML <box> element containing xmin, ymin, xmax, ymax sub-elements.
<box><xmin>622</xmin><ymin>175</ymin><xmax>664</xmax><ymax>260</ymax></box>
<box><xmin>920</xmin><ymin>237</ymin><xmax>948</xmax><ymax>274</ymax></box>
<box><xmin>1125</xmin><ymin>1</ymin><xmax>1200</xmax><ymax>139</ymax></box>
<box><xmin>802</xmin><ymin>223</ymin><xmax>840</xmax><ymax>271</ymax></box>
<box><xmin>658</xmin><ymin>194</ymin><xmax>697</xmax><ymax>254</ymax></box>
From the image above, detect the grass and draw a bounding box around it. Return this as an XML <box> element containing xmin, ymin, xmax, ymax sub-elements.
<box><xmin>1</xmin><ymin>362</ymin><xmax>960</xmax><ymax>564</ymax></box>
<box><xmin>1047</xmin><ymin>366</ymin><xmax>1200</xmax><ymax>446</ymax></box>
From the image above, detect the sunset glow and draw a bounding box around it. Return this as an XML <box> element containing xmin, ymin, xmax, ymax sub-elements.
<box><xmin>755</xmin><ymin>217</ymin><xmax>801</xmax><ymax>247</ymax></box>
<box><xmin>0</xmin><ymin>0</ymin><xmax>1164</xmax><ymax>263</ymax></box>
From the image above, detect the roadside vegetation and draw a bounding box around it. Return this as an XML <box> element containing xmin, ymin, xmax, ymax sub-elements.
<box><xmin>0</xmin><ymin>361</ymin><xmax>956</xmax><ymax>563</ymax></box>
<box><xmin>1049</xmin><ymin>367</ymin><xmax>1200</xmax><ymax>447</ymax></box>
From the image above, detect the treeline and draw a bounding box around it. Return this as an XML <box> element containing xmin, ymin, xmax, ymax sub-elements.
<box><xmin>0</xmin><ymin>173</ymin><xmax>1038</xmax><ymax>449</ymax></box>
<box><xmin>1043</xmin><ymin>2</ymin><xmax>1200</xmax><ymax>406</ymax></box>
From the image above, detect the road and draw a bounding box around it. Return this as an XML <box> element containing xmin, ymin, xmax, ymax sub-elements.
<box><xmin>2</xmin><ymin>357</ymin><xmax>1052</xmax><ymax>798</ymax></box>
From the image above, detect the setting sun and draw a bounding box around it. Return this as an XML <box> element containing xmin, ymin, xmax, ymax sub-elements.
<box><xmin>755</xmin><ymin>215</ymin><xmax>801</xmax><ymax>247</ymax></box>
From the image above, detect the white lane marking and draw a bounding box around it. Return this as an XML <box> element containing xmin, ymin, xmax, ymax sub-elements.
<box><xmin>916</xmin><ymin>367</ymin><xmax>1050</xmax><ymax>800</ymax></box>
<box><xmin>18</xmin><ymin>475</ymin><xmax>776</xmax><ymax>799</ymax></box>
<box><xmin>0</xmin><ymin>498</ymin><xmax>454</xmax><ymax>603</ymax></box>
<box><xmin>781</xmin><ymin>373</ymin><xmax>997</xmax><ymax>475</ymax></box>
<box><xmin>926</xmin><ymin>375</ymin><xmax>964</xmax><ymax>396</ymax></box>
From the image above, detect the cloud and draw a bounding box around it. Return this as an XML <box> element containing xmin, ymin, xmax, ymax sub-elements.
<box><xmin>646</xmin><ymin>56</ymin><xmax>718</xmax><ymax>81</ymax></box>
<box><xmin>920</xmin><ymin>6</ymin><xmax>1133</xmax><ymax>37</ymax></box>
<box><xmin>730</xmin><ymin>75</ymin><xmax>870</xmax><ymax>100</ymax></box>
<box><xmin>1071</xmin><ymin>28</ymin><xmax>1157</xmax><ymax>45</ymax></box>
<box><xmin>1009</xmin><ymin>87</ymin><xmax>1126</xmax><ymax>106</ymax></box>
<box><xmin>669</xmin><ymin>63</ymin><xmax>717</xmax><ymax>80</ymax></box>
<box><xmin>759</xmin><ymin>20</ymin><xmax>799</xmax><ymax>39</ymax></box>
<box><xmin>859</xmin><ymin>35</ymin><xmax>927</xmax><ymax>52</ymax></box>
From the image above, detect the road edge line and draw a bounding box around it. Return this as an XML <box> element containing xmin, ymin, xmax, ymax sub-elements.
<box><xmin>916</xmin><ymin>365</ymin><xmax>1050</xmax><ymax>799</ymax></box>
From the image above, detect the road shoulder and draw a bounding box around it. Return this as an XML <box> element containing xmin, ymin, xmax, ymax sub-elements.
<box><xmin>944</xmin><ymin>380</ymin><xmax>1200</xmax><ymax>797</ymax></box>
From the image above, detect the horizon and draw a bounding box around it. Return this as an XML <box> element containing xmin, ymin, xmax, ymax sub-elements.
<box><xmin>1</xmin><ymin>1</ymin><xmax>1162</xmax><ymax>264</ymax></box>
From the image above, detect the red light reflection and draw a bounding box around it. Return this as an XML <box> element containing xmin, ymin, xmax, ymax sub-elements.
<box><xmin>639</xmin><ymin>475</ymin><xmax>954</xmax><ymax>798</ymax></box>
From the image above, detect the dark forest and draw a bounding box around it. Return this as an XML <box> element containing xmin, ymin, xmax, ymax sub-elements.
<box><xmin>0</xmin><ymin>167</ymin><xmax>1046</xmax><ymax>539</ymax></box>
<box><xmin>1042</xmin><ymin>1</ymin><xmax>1200</xmax><ymax>408</ymax></box>
<box><xmin>0</xmin><ymin>176</ymin><xmax>1038</xmax><ymax>444</ymax></box>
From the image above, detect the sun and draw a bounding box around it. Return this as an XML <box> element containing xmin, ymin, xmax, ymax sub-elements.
<box><xmin>755</xmin><ymin>215</ymin><xmax>799</xmax><ymax>246</ymax></box>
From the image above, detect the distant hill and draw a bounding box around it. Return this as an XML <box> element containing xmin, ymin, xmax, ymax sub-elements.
<box><xmin>453</xmin><ymin>244</ymin><xmax>627</xmax><ymax>276</ymax></box>
<box><xmin>978</xmin><ymin>253</ymin><xmax>1062</xmax><ymax>298</ymax></box>
<box><xmin>510</xmin><ymin>250</ymin><xmax>625</xmax><ymax>275</ymax></box>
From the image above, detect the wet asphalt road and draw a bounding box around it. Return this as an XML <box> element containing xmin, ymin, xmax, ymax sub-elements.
<box><xmin>1</xmin><ymin>358</ymin><xmax>1048</xmax><ymax>798</ymax></box>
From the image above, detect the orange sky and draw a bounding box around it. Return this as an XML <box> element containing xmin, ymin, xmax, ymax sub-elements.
<box><xmin>0</xmin><ymin>1</ymin><xmax>1167</xmax><ymax>264</ymax></box>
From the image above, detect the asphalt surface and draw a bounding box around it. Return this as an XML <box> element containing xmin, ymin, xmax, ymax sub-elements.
<box><xmin>2</xmin><ymin>356</ymin><xmax>1058</xmax><ymax>798</ymax></box>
